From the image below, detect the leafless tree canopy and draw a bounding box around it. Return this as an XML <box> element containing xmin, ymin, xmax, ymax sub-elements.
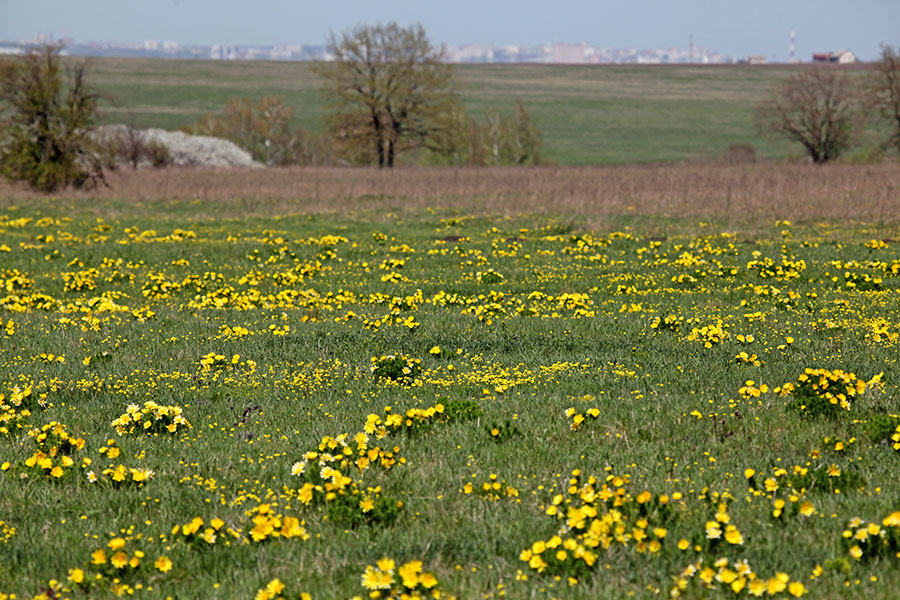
<box><xmin>754</xmin><ymin>66</ymin><xmax>861</xmax><ymax>163</ymax></box>
<box><xmin>869</xmin><ymin>45</ymin><xmax>900</xmax><ymax>153</ymax></box>
<box><xmin>313</xmin><ymin>22</ymin><xmax>457</xmax><ymax>168</ymax></box>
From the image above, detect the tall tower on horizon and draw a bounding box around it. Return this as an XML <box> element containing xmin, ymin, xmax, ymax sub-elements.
<box><xmin>789</xmin><ymin>30</ymin><xmax>796</xmax><ymax>63</ymax></box>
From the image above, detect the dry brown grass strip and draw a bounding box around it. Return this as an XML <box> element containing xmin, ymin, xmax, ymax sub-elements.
<box><xmin>1</xmin><ymin>162</ymin><xmax>898</xmax><ymax>223</ymax></box>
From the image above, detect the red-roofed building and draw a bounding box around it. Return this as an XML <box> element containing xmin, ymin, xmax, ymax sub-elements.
<box><xmin>813</xmin><ymin>49</ymin><xmax>857</xmax><ymax>63</ymax></box>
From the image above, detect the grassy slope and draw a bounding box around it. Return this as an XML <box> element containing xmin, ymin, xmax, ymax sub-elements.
<box><xmin>88</xmin><ymin>58</ymin><xmax>797</xmax><ymax>165</ymax></box>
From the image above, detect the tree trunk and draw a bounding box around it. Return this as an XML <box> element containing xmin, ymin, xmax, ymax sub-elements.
<box><xmin>371</xmin><ymin>112</ymin><xmax>385</xmax><ymax>168</ymax></box>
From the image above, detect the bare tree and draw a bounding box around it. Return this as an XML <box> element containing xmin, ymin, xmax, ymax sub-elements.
<box><xmin>424</xmin><ymin>100</ymin><xmax>543</xmax><ymax>166</ymax></box>
<box><xmin>313</xmin><ymin>22</ymin><xmax>456</xmax><ymax>168</ymax></box>
<box><xmin>484</xmin><ymin>101</ymin><xmax>543</xmax><ymax>165</ymax></box>
<box><xmin>188</xmin><ymin>96</ymin><xmax>302</xmax><ymax>166</ymax></box>
<box><xmin>868</xmin><ymin>45</ymin><xmax>900</xmax><ymax>153</ymax></box>
<box><xmin>754</xmin><ymin>66</ymin><xmax>861</xmax><ymax>163</ymax></box>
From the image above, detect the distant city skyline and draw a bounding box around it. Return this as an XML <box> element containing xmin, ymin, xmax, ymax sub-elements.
<box><xmin>1</xmin><ymin>0</ymin><xmax>898</xmax><ymax>61</ymax></box>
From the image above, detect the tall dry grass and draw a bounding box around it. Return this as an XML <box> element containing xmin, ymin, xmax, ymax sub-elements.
<box><xmin>1</xmin><ymin>162</ymin><xmax>898</xmax><ymax>224</ymax></box>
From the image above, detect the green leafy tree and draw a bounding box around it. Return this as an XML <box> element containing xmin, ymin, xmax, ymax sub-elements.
<box><xmin>314</xmin><ymin>22</ymin><xmax>457</xmax><ymax>168</ymax></box>
<box><xmin>0</xmin><ymin>44</ymin><xmax>104</xmax><ymax>190</ymax></box>
<box><xmin>754</xmin><ymin>66</ymin><xmax>861</xmax><ymax>163</ymax></box>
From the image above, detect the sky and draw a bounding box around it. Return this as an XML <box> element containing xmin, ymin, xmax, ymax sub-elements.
<box><xmin>1</xmin><ymin>0</ymin><xmax>898</xmax><ymax>61</ymax></box>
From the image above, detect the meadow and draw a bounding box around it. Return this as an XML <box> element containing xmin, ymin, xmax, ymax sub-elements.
<box><xmin>86</xmin><ymin>58</ymin><xmax>806</xmax><ymax>165</ymax></box>
<box><xmin>1</xmin><ymin>162</ymin><xmax>900</xmax><ymax>598</ymax></box>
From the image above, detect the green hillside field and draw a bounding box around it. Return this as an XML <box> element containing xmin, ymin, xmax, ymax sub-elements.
<box><xmin>86</xmin><ymin>58</ymin><xmax>807</xmax><ymax>165</ymax></box>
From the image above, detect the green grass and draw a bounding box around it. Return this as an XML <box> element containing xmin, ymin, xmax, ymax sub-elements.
<box><xmin>1</xmin><ymin>198</ymin><xmax>900</xmax><ymax>598</ymax></box>
<box><xmin>86</xmin><ymin>58</ymin><xmax>803</xmax><ymax>165</ymax></box>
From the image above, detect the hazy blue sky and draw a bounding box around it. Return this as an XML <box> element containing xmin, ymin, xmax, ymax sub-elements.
<box><xmin>2</xmin><ymin>0</ymin><xmax>898</xmax><ymax>60</ymax></box>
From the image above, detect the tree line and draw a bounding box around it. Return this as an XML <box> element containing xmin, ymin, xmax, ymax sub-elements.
<box><xmin>182</xmin><ymin>24</ymin><xmax>541</xmax><ymax>169</ymax></box>
<box><xmin>755</xmin><ymin>47</ymin><xmax>900</xmax><ymax>164</ymax></box>
<box><xmin>1</xmin><ymin>23</ymin><xmax>899</xmax><ymax>191</ymax></box>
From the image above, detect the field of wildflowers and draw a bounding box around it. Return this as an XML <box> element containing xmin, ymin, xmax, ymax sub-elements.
<box><xmin>1</xmin><ymin>196</ymin><xmax>899</xmax><ymax>599</ymax></box>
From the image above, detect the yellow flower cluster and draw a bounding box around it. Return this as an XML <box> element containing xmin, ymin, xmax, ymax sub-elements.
<box><xmin>370</xmin><ymin>354</ymin><xmax>423</xmax><ymax>383</ymax></box>
<box><xmin>461</xmin><ymin>473</ymin><xmax>520</xmax><ymax>502</ymax></box>
<box><xmin>864</xmin><ymin>239</ymin><xmax>889</xmax><ymax>250</ymax></box>
<box><xmin>564</xmin><ymin>406</ymin><xmax>601</xmax><ymax>431</ymax></box>
<box><xmin>358</xmin><ymin>557</ymin><xmax>445</xmax><ymax>599</ymax></box>
<box><xmin>671</xmin><ymin>557</ymin><xmax>807</xmax><ymax>597</ymax></box>
<box><xmin>254</xmin><ymin>578</ymin><xmax>313</xmax><ymax>600</ymax></box>
<box><xmin>738</xmin><ymin>380</ymin><xmax>769</xmax><ymax>398</ymax></box>
<box><xmin>735</xmin><ymin>351</ymin><xmax>762</xmax><ymax>366</ymax></box>
<box><xmin>776</xmin><ymin>368</ymin><xmax>869</xmax><ymax>413</ymax></box>
<box><xmin>833</xmin><ymin>270</ymin><xmax>883</xmax><ymax>290</ymax></box>
<box><xmin>364</xmin><ymin>403</ymin><xmax>445</xmax><ymax>436</ymax></box>
<box><xmin>746</xmin><ymin>256</ymin><xmax>806</xmax><ymax>280</ymax></box>
<box><xmin>842</xmin><ymin>512</ymin><xmax>900</xmax><ymax>561</ymax></box>
<box><xmin>522</xmin><ymin>469</ymin><xmax>679</xmax><ymax>578</ymax></box>
<box><xmin>1</xmin><ymin>317</ymin><xmax>15</xmax><ymax>335</ymax></box>
<box><xmin>0</xmin><ymin>400</ymin><xmax>30</xmax><ymax>436</ymax></box>
<box><xmin>110</xmin><ymin>401</ymin><xmax>191</xmax><ymax>435</ymax></box>
<box><xmin>650</xmin><ymin>314</ymin><xmax>683</xmax><ymax>331</ymax></box>
<box><xmin>0</xmin><ymin>520</ymin><xmax>15</xmax><ymax>543</ymax></box>
<box><xmin>99</xmin><ymin>463</ymin><xmax>155</xmax><ymax>486</ymax></box>
<box><xmin>5</xmin><ymin>385</ymin><xmax>46</xmax><ymax>409</ymax></box>
<box><xmin>687</xmin><ymin>320</ymin><xmax>729</xmax><ymax>348</ymax></box>
<box><xmin>74</xmin><ymin>536</ymin><xmax>175</xmax><ymax>595</ymax></box>
<box><xmin>21</xmin><ymin>421</ymin><xmax>86</xmax><ymax>480</ymax></box>
<box><xmin>290</xmin><ymin>429</ymin><xmax>404</xmax><ymax>525</ymax></box>
<box><xmin>704</xmin><ymin>503</ymin><xmax>744</xmax><ymax>546</ymax></box>
<box><xmin>477</xmin><ymin>268</ymin><xmax>503</xmax><ymax>284</ymax></box>
<box><xmin>246</xmin><ymin>503</ymin><xmax>309</xmax><ymax>543</ymax></box>
<box><xmin>173</xmin><ymin>515</ymin><xmax>241</xmax><ymax>545</ymax></box>
<box><xmin>292</xmin><ymin>432</ymin><xmax>403</xmax><ymax>480</ymax></box>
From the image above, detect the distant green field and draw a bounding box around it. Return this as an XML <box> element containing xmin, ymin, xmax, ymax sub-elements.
<box><xmin>87</xmin><ymin>58</ymin><xmax>802</xmax><ymax>165</ymax></box>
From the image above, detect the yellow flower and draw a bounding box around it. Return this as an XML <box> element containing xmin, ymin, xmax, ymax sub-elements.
<box><xmin>705</xmin><ymin>521</ymin><xmax>722</xmax><ymax>539</ymax></box>
<box><xmin>398</xmin><ymin>561</ymin><xmax>422</xmax><ymax>588</ymax></box>
<box><xmin>110</xmin><ymin>550</ymin><xmax>128</xmax><ymax>568</ymax></box>
<box><xmin>718</xmin><ymin>568</ymin><xmax>737</xmax><ymax>584</ymax></box>
<box><xmin>724</xmin><ymin>525</ymin><xmax>744</xmax><ymax>545</ymax></box>
<box><xmin>788</xmin><ymin>581</ymin><xmax>806</xmax><ymax>597</ymax></box>
<box><xmin>376</xmin><ymin>557</ymin><xmax>395</xmax><ymax>572</ymax></box>
<box><xmin>67</xmin><ymin>568</ymin><xmax>84</xmax><ymax>583</ymax></box>
<box><xmin>265</xmin><ymin>579</ymin><xmax>285</xmax><ymax>596</ymax></box>
<box><xmin>420</xmin><ymin>572</ymin><xmax>438</xmax><ymax>588</ymax></box>
<box><xmin>747</xmin><ymin>578</ymin><xmax>767</xmax><ymax>596</ymax></box>
<box><xmin>883</xmin><ymin>511</ymin><xmax>900</xmax><ymax>527</ymax></box>
<box><xmin>767</xmin><ymin>574</ymin><xmax>787</xmax><ymax>595</ymax></box>
<box><xmin>361</xmin><ymin>565</ymin><xmax>393</xmax><ymax>590</ymax></box>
